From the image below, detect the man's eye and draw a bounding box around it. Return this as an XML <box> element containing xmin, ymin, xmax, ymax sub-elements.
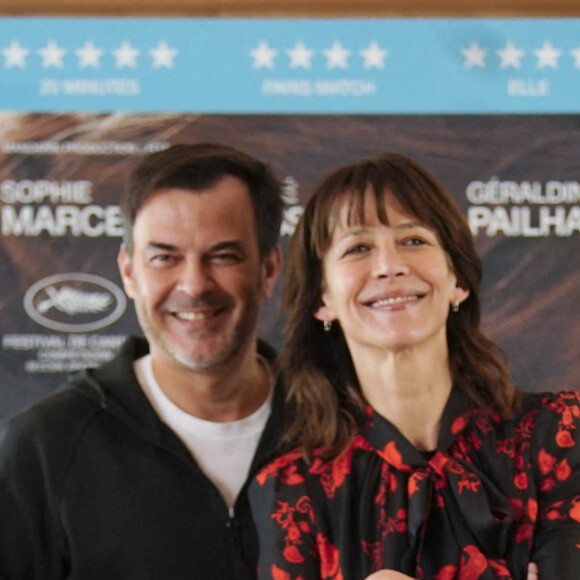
<box><xmin>150</xmin><ymin>254</ymin><xmax>176</xmax><ymax>264</ymax></box>
<box><xmin>212</xmin><ymin>252</ymin><xmax>242</xmax><ymax>263</ymax></box>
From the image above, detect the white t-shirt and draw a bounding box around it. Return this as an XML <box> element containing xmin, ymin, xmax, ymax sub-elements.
<box><xmin>134</xmin><ymin>354</ymin><xmax>273</xmax><ymax>508</ymax></box>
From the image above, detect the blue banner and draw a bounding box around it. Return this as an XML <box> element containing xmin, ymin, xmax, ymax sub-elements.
<box><xmin>1</xmin><ymin>17</ymin><xmax>580</xmax><ymax>113</ymax></box>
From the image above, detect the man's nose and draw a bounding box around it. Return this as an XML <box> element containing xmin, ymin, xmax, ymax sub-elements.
<box><xmin>175</xmin><ymin>259</ymin><xmax>215</xmax><ymax>295</ymax></box>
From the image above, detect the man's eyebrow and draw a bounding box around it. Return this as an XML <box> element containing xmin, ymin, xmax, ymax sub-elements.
<box><xmin>145</xmin><ymin>241</ymin><xmax>178</xmax><ymax>252</ymax></box>
<box><xmin>210</xmin><ymin>240</ymin><xmax>246</xmax><ymax>254</ymax></box>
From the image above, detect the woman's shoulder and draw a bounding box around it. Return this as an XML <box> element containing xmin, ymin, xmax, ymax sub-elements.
<box><xmin>519</xmin><ymin>390</ymin><xmax>580</xmax><ymax>449</ymax></box>
<box><xmin>255</xmin><ymin>435</ymin><xmax>372</xmax><ymax>491</ymax></box>
<box><xmin>448</xmin><ymin>390</ymin><xmax>580</xmax><ymax>462</ymax></box>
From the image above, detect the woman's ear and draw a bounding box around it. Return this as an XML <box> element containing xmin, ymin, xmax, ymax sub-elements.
<box><xmin>452</xmin><ymin>285</ymin><xmax>470</xmax><ymax>307</ymax></box>
<box><xmin>313</xmin><ymin>292</ymin><xmax>336</xmax><ymax>323</ymax></box>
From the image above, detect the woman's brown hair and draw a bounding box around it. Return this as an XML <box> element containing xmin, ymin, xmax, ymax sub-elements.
<box><xmin>281</xmin><ymin>153</ymin><xmax>519</xmax><ymax>459</ymax></box>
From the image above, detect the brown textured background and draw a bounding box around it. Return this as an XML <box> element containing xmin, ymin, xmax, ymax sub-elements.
<box><xmin>1</xmin><ymin>113</ymin><xmax>579</xmax><ymax>420</ymax></box>
<box><xmin>1</xmin><ymin>0</ymin><xmax>579</xmax><ymax>16</ymax></box>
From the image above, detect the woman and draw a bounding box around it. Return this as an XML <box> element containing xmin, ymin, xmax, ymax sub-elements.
<box><xmin>250</xmin><ymin>154</ymin><xmax>579</xmax><ymax>579</ymax></box>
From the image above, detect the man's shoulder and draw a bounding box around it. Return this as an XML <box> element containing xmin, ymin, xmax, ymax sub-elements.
<box><xmin>0</xmin><ymin>379</ymin><xmax>101</xmax><ymax>458</ymax></box>
<box><xmin>0</xmin><ymin>335</ymin><xmax>148</xmax><ymax>458</ymax></box>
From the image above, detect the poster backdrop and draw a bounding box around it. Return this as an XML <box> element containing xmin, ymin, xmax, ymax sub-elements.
<box><xmin>1</xmin><ymin>18</ymin><xmax>580</xmax><ymax>421</ymax></box>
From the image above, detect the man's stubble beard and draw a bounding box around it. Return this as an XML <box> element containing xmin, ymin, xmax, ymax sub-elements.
<box><xmin>132</xmin><ymin>280</ymin><xmax>263</xmax><ymax>372</ymax></box>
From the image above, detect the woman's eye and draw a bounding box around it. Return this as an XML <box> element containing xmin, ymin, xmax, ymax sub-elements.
<box><xmin>402</xmin><ymin>237</ymin><xmax>426</xmax><ymax>246</ymax></box>
<box><xmin>343</xmin><ymin>244</ymin><xmax>370</xmax><ymax>256</ymax></box>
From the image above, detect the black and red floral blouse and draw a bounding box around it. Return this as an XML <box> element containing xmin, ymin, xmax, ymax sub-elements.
<box><xmin>249</xmin><ymin>389</ymin><xmax>580</xmax><ymax>579</ymax></box>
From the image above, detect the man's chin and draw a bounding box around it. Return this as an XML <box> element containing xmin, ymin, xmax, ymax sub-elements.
<box><xmin>171</xmin><ymin>346</ymin><xmax>233</xmax><ymax>371</ymax></box>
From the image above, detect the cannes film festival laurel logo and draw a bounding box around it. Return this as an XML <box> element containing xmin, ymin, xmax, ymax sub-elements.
<box><xmin>24</xmin><ymin>273</ymin><xmax>126</xmax><ymax>332</ymax></box>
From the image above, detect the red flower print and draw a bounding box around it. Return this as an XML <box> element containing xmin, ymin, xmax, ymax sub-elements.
<box><xmin>515</xmin><ymin>522</ymin><xmax>533</xmax><ymax>544</ymax></box>
<box><xmin>475</xmin><ymin>413</ymin><xmax>497</xmax><ymax>434</ymax></box>
<box><xmin>310</xmin><ymin>452</ymin><xmax>352</xmax><ymax>498</ymax></box>
<box><xmin>538</xmin><ymin>448</ymin><xmax>556</xmax><ymax>475</ymax></box>
<box><xmin>539</xmin><ymin>477</ymin><xmax>556</xmax><ymax>492</ymax></box>
<box><xmin>408</xmin><ymin>469</ymin><xmax>430</xmax><ymax>497</ymax></box>
<box><xmin>435</xmin><ymin>565</ymin><xmax>457</xmax><ymax>580</ymax></box>
<box><xmin>273</xmin><ymin>496</ymin><xmax>315</xmax><ymax>568</ymax></box>
<box><xmin>509</xmin><ymin>497</ymin><xmax>537</xmax><ymax>546</ymax></box>
<box><xmin>394</xmin><ymin>508</ymin><xmax>407</xmax><ymax>532</ymax></box>
<box><xmin>459</xmin><ymin>545</ymin><xmax>488</xmax><ymax>579</ymax></box>
<box><xmin>458</xmin><ymin>473</ymin><xmax>481</xmax><ymax>494</ymax></box>
<box><xmin>362</xmin><ymin>540</ymin><xmax>384</xmax><ymax>573</ymax></box>
<box><xmin>555</xmin><ymin>458</ymin><xmax>572</xmax><ymax>481</ymax></box>
<box><xmin>429</xmin><ymin>451</ymin><xmax>450</xmax><ymax>476</ymax></box>
<box><xmin>528</xmin><ymin>498</ymin><xmax>538</xmax><ymax>522</ymax></box>
<box><xmin>570</xmin><ymin>497</ymin><xmax>580</xmax><ymax>523</ymax></box>
<box><xmin>296</xmin><ymin>496</ymin><xmax>314</xmax><ymax>521</ymax></box>
<box><xmin>488</xmin><ymin>559</ymin><xmax>511</xmax><ymax>577</ymax></box>
<box><xmin>508</xmin><ymin>498</ymin><xmax>523</xmax><ymax>519</ymax></box>
<box><xmin>390</xmin><ymin>471</ymin><xmax>398</xmax><ymax>493</ymax></box>
<box><xmin>316</xmin><ymin>534</ymin><xmax>341</xmax><ymax>579</ymax></box>
<box><xmin>378</xmin><ymin>441</ymin><xmax>410</xmax><ymax>472</ymax></box>
<box><xmin>546</xmin><ymin>509</ymin><xmax>564</xmax><ymax>521</ymax></box>
<box><xmin>562</xmin><ymin>407</ymin><xmax>574</xmax><ymax>427</ymax></box>
<box><xmin>496</xmin><ymin>438</ymin><xmax>515</xmax><ymax>457</ymax></box>
<box><xmin>542</xmin><ymin>500</ymin><xmax>566</xmax><ymax>521</ymax></box>
<box><xmin>271</xmin><ymin>563</ymin><xmax>291</xmax><ymax>580</ymax></box>
<box><xmin>555</xmin><ymin>429</ymin><xmax>575</xmax><ymax>448</ymax></box>
<box><xmin>283</xmin><ymin>545</ymin><xmax>304</xmax><ymax>564</ymax></box>
<box><xmin>257</xmin><ymin>449</ymin><xmax>304</xmax><ymax>485</ymax></box>
<box><xmin>514</xmin><ymin>472</ymin><xmax>528</xmax><ymax>490</ymax></box>
<box><xmin>452</xmin><ymin>415</ymin><xmax>467</xmax><ymax>434</ymax></box>
<box><xmin>284</xmin><ymin>465</ymin><xmax>307</xmax><ymax>485</ymax></box>
<box><xmin>272</xmin><ymin>501</ymin><xmax>293</xmax><ymax>526</ymax></box>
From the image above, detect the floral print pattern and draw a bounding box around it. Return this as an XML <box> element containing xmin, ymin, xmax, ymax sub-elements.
<box><xmin>250</xmin><ymin>390</ymin><xmax>580</xmax><ymax>579</ymax></box>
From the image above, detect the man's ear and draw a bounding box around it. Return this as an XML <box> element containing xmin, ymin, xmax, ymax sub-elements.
<box><xmin>261</xmin><ymin>245</ymin><xmax>283</xmax><ymax>299</ymax></box>
<box><xmin>117</xmin><ymin>244</ymin><xmax>135</xmax><ymax>299</ymax></box>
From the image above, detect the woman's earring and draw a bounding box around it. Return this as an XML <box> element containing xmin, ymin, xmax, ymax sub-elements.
<box><xmin>452</xmin><ymin>301</ymin><xmax>460</xmax><ymax>313</ymax></box>
<box><xmin>323</xmin><ymin>320</ymin><xmax>332</xmax><ymax>332</ymax></box>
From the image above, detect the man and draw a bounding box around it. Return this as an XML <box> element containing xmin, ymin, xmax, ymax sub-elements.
<box><xmin>0</xmin><ymin>143</ymin><xmax>284</xmax><ymax>579</ymax></box>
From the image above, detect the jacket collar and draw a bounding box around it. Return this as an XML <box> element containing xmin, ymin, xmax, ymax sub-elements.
<box><xmin>68</xmin><ymin>335</ymin><xmax>284</xmax><ymax>466</ymax></box>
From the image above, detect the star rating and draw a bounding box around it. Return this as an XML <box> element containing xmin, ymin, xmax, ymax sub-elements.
<box><xmin>0</xmin><ymin>40</ymin><xmax>174</xmax><ymax>69</ymax></box>
<box><xmin>534</xmin><ymin>41</ymin><xmax>561</xmax><ymax>69</ymax></box>
<box><xmin>250</xmin><ymin>41</ymin><xmax>277</xmax><ymax>69</ymax></box>
<box><xmin>461</xmin><ymin>42</ymin><xmax>486</xmax><ymax>69</ymax></box>
<box><xmin>497</xmin><ymin>42</ymin><xmax>525</xmax><ymax>69</ymax></box>
<box><xmin>251</xmin><ymin>40</ymin><xmax>388</xmax><ymax>71</ymax></box>
<box><xmin>287</xmin><ymin>41</ymin><xmax>314</xmax><ymax>69</ymax></box>
<box><xmin>149</xmin><ymin>41</ymin><xmax>177</xmax><ymax>69</ymax></box>
<box><xmin>76</xmin><ymin>41</ymin><xmax>103</xmax><ymax>69</ymax></box>
<box><xmin>323</xmin><ymin>41</ymin><xmax>351</xmax><ymax>69</ymax></box>
<box><xmin>463</xmin><ymin>39</ymin><xmax>574</xmax><ymax>72</ymax></box>
<box><xmin>1</xmin><ymin>40</ymin><xmax>29</xmax><ymax>68</ymax></box>
<box><xmin>113</xmin><ymin>42</ymin><xmax>140</xmax><ymax>69</ymax></box>
<box><xmin>359</xmin><ymin>41</ymin><xmax>388</xmax><ymax>69</ymax></box>
<box><xmin>38</xmin><ymin>40</ymin><xmax>66</xmax><ymax>68</ymax></box>
<box><xmin>0</xmin><ymin>38</ymin><xmax>176</xmax><ymax>71</ymax></box>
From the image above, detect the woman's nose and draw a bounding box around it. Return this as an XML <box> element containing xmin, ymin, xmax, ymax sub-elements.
<box><xmin>372</xmin><ymin>243</ymin><xmax>409</xmax><ymax>279</ymax></box>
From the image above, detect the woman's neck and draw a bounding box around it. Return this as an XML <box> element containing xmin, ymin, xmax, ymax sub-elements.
<box><xmin>351</xmin><ymin>340</ymin><xmax>453</xmax><ymax>451</ymax></box>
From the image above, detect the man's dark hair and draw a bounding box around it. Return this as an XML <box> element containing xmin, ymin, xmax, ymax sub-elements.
<box><xmin>121</xmin><ymin>143</ymin><xmax>284</xmax><ymax>258</ymax></box>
